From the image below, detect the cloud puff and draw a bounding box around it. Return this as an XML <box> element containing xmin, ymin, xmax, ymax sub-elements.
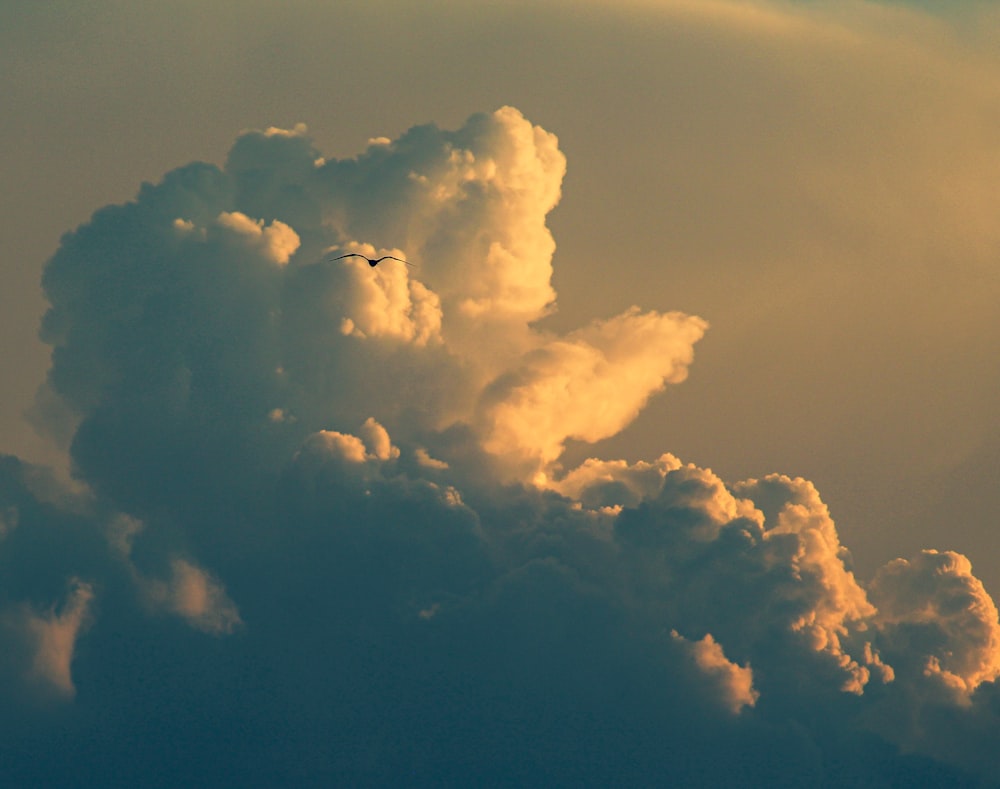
<box><xmin>546</xmin><ymin>453</ymin><xmax>683</xmax><ymax>509</ymax></box>
<box><xmin>209</xmin><ymin>212</ymin><xmax>300</xmax><ymax>266</ymax></box>
<box><xmin>478</xmin><ymin>307</ymin><xmax>706</xmax><ymax>470</ymax></box>
<box><xmin>21</xmin><ymin>580</ymin><xmax>93</xmax><ymax>698</ymax></box>
<box><xmin>4</xmin><ymin>105</ymin><xmax>999</xmax><ymax>785</ymax></box>
<box><xmin>141</xmin><ymin>558</ymin><xmax>243</xmax><ymax>636</ymax></box>
<box><xmin>333</xmin><ymin>250</ymin><xmax>442</xmax><ymax>346</ymax></box>
<box><xmin>608</xmin><ymin>464</ymin><xmax>888</xmax><ymax>698</ymax></box>
<box><xmin>2</xmin><ymin>579</ymin><xmax>93</xmax><ymax>700</ymax></box>
<box><xmin>672</xmin><ymin>630</ymin><xmax>759</xmax><ymax>715</ymax></box>
<box><xmin>404</xmin><ymin>105</ymin><xmax>564</xmax><ymax>325</ymax></box>
<box><xmin>871</xmin><ymin>549</ymin><xmax>1000</xmax><ymax>699</ymax></box>
<box><xmin>734</xmin><ymin>474</ymin><xmax>881</xmax><ymax>692</ymax></box>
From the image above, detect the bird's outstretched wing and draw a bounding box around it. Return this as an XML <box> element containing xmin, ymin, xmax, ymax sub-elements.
<box><xmin>330</xmin><ymin>252</ymin><xmax>416</xmax><ymax>268</ymax></box>
<box><xmin>375</xmin><ymin>255</ymin><xmax>415</xmax><ymax>267</ymax></box>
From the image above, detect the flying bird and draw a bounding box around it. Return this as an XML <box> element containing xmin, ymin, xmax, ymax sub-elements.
<box><xmin>330</xmin><ymin>253</ymin><xmax>414</xmax><ymax>268</ymax></box>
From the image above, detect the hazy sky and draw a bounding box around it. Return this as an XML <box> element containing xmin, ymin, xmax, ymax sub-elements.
<box><xmin>2</xmin><ymin>0</ymin><xmax>1000</xmax><ymax>784</ymax></box>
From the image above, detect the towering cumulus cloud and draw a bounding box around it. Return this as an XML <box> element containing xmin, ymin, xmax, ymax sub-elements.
<box><xmin>1</xmin><ymin>108</ymin><xmax>998</xmax><ymax>785</ymax></box>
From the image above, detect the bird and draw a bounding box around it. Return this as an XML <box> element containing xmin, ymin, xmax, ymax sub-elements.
<box><xmin>330</xmin><ymin>253</ymin><xmax>414</xmax><ymax>268</ymax></box>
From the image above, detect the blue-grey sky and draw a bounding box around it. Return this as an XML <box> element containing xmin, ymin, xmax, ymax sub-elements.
<box><xmin>2</xmin><ymin>1</ymin><xmax>1000</xmax><ymax>784</ymax></box>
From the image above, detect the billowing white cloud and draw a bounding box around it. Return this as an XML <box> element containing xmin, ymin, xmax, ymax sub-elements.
<box><xmin>300</xmin><ymin>429</ymin><xmax>368</xmax><ymax>465</ymax></box>
<box><xmin>171</xmin><ymin>211</ymin><xmax>301</xmax><ymax>267</ymax></box>
<box><xmin>547</xmin><ymin>453</ymin><xmax>683</xmax><ymax>509</ymax></box>
<box><xmin>478</xmin><ymin>308</ymin><xmax>706</xmax><ymax>471</ymax></box>
<box><xmin>1</xmin><ymin>101</ymin><xmax>998</xmax><ymax>785</ymax></box>
<box><xmin>358</xmin><ymin>416</ymin><xmax>400</xmax><ymax>462</ymax></box>
<box><xmin>294</xmin><ymin>418</ymin><xmax>399</xmax><ymax>474</ymax></box>
<box><xmin>213</xmin><ymin>212</ymin><xmax>300</xmax><ymax>266</ymax></box>
<box><xmin>414</xmin><ymin>446</ymin><xmax>449</xmax><ymax>470</ymax></box>
<box><xmin>406</xmin><ymin>105</ymin><xmax>564</xmax><ymax>327</ymax></box>
<box><xmin>608</xmin><ymin>462</ymin><xmax>888</xmax><ymax>696</ymax></box>
<box><xmin>36</xmin><ymin>105</ymin><xmax>706</xmax><ymax>503</ymax></box>
<box><xmin>870</xmin><ymin>549</ymin><xmax>1000</xmax><ymax>700</ymax></box>
<box><xmin>735</xmin><ymin>474</ymin><xmax>881</xmax><ymax>693</ymax></box>
<box><xmin>331</xmin><ymin>246</ymin><xmax>442</xmax><ymax>346</ymax></box>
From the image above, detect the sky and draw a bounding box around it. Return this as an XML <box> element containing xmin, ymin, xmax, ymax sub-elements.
<box><xmin>2</xmin><ymin>0</ymin><xmax>1000</xmax><ymax>785</ymax></box>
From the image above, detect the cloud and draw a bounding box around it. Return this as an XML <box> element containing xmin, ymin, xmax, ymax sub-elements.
<box><xmin>139</xmin><ymin>558</ymin><xmax>243</xmax><ymax>636</ymax></box>
<box><xmin>871</xmin><ymin>549</ymin><xmax>1000</xmax><ymax>699</ymax></box>
<box><xmin>37</xmin><ymin>105</ymin><xmax>705</xmax><ymax>507</ymax></box>
<box><xmin>14</xmin><ymin>580</ymin><xmax>93</xmax><ymax>700</ymax></box>
<box><xmin>733</xmin><ymin>474</ymin><xmax>881</xmax><ymax>692</ymax></box>
<box><xmin>0</xmin><ymin>573</ymin><xmax>93</xmax><ymax>702</ymax></box>
<box><xmin>330</xmin><ymin>247</ymin><xmax>442</xmax><ymax>346</ymax></box>
<box><xmin>214</xmin><ymin>212</ymin><xmax>300</xmax><ymax>266</ymax></box>
<box><xmin>2</xmin><ymin>102</ymin><xmax>999</xmax><ymax>785</ymax></box>
<box><xmin>546</xmin><ymin>453</ymin><xmax>683</xmax><ymax>509</ymax></box>
<box><xmin>477</xmin><ymin>307</ymin><xmax>706</xmax><ymax>471</ymax></box>
<box><xmin>672</xmin><ymin>630</ymin><xmax>759</xmax><ymax>715</ymax></box>
<box><xmin>609</xmin><ymin>464</ymin><xmax>889</xmax><ymax>699</ymax></box>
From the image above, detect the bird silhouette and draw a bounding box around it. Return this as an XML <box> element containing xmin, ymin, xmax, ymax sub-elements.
<box><xmin>330</xmin><ymin>253</ymin><xmax>414</xmax><ymax>268</ymax></box>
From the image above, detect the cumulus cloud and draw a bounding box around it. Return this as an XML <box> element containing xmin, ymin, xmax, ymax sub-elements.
<box><xmin>672</xmin><ymin>630</ymin><xmax>759</xmax><ymax>715</ymax></box>
<box><xmin>210</xmin><ymin>212</ymin><xmax>300</xmax><ymax>266</ymax></box>
<box><xmin>140</xmin><ymin>558</ymin><xmax>243</xmax><ymax>636</ymax></box>
<box><xmin>407</xmin><ymin>105</ymin><xmax>564</xmax><ymax>325</ymax></box>
<box><xmin>2</xmin><ymin>103</ymin><xmax>998</xmax><ymax>785</ymax></box>
<box><xmin>604</xmin><ymin>463</ymin><xmax>893</xmax><ymax>700</ymax></box>
<box><xmin>871</xmin><ymin>549</ymin><xmax>1000</xmax><ymax>700</ymax></box>
<box><xmin>478</xmin><ymin>308</ymin><xmax>706</xmax><ymax>471</ymax></box>
<box><xmin>734</xmin><ymin>474</ymin><xmax>882</xmax><ymax>693</ymax></box>
<box><xmin>546</xmin><ymin>453</ymin><xmax>682</xmax><ymax>509</ymax></box>
<box><xmin>358</xmin><ymin>416</ymin><xmax>400</xmax><ymax>462</ymax></box>
<box><xmin>328</xmin><ymin>244</ymin><xmax>442</xmax><ymax>346</ymax></box>
<box><xmin>3</xmin><ymin>580</ymin><xmax>94</xmax><ymax>700</ymax></box>
<box><xmin>23</xmin><ymin>581</ymin><xmax>93</xmax><ymax>695</ymax></box>
<box><xmin>36</xmin><ymin>105</ymin><xmax>705</xmax><ymax>506</ymax></box>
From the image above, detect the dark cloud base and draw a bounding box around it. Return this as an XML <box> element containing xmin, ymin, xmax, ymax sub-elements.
<box><xmin>0</xmin><ymin>454</ymin><xmax>994</xmax><ymax>788</ymax></box>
